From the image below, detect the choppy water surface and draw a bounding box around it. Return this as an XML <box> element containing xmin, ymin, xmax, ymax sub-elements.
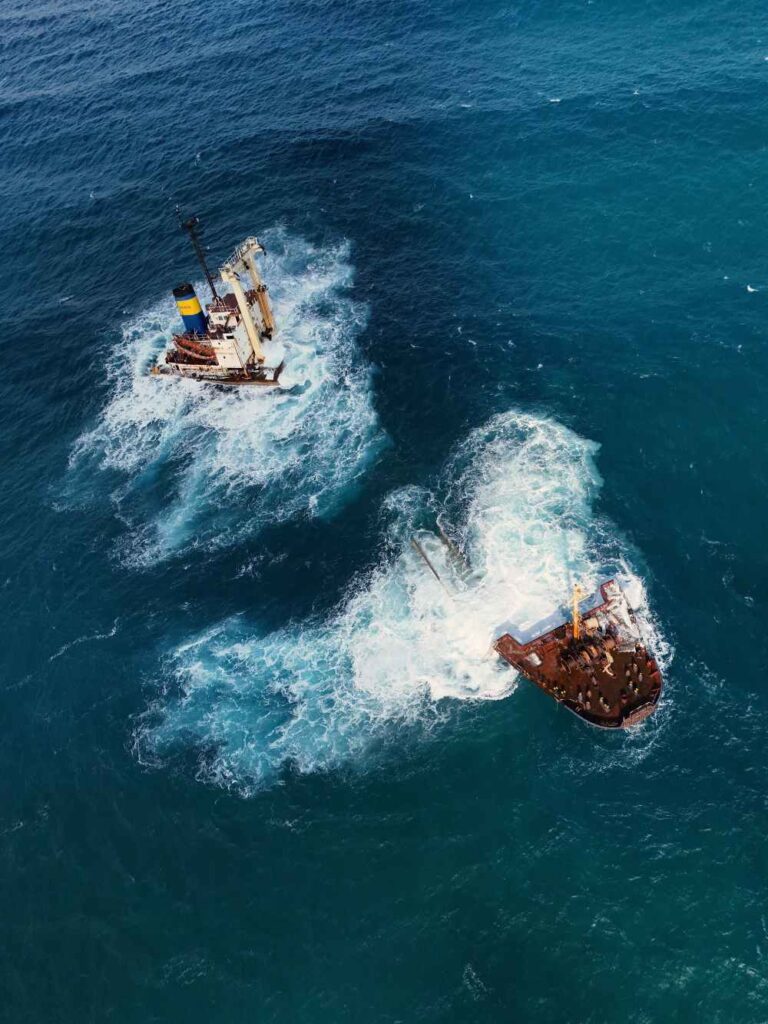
<box><xmin>3</xmin><ymin>1</ymin><xmax>768</xmax><ymax>1021</ymax></box>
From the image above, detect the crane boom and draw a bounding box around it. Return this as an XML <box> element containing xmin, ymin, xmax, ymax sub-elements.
<box><xmin>572</xmin><ymin>584</ymin><xmax>583</xmax><ymax>640</ymax></box>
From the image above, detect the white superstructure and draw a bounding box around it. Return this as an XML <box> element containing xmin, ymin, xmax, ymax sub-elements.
<box><xmin>155</xmin><ymin>232</ymin><xmax>284</xmax><ymax>387</ymax></box>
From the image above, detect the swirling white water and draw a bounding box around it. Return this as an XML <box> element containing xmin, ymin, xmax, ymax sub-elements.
<box><xmin>137</xmin><ymin>410</ymin><xmax>669</xmax><ymax>795</ymax></box>
<box><xmin>70</xmin><ymin>230</ymin><xmax>385</xmax><ymax>565</ymax></box>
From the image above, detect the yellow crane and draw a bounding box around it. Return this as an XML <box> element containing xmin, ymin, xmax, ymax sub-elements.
<box><xmin>571</xmin><ymin>583</ymin><xmax>584</xmax><ymax>640</ymax></box>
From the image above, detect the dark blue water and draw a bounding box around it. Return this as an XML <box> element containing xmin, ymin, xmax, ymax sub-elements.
<box><xmin>4</xmin><ymin>0</ymin><xmax>768</xmax><ymax>1019</ymax></box>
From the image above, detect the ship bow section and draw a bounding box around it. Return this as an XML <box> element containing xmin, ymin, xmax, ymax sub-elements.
<box><xmin>494</xmin><ymin>580</ymin><xmax>663</xmax><ymax>728</ymax></box>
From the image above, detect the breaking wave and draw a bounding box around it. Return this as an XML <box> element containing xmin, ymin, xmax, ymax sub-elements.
<box><xmin>136</xmin><ymin>411</ymin><xmax>670</xmax><ymax>795</ymax></box>
<box><xmin>69</xmin><ymin>229</ymin><xmax>385</xmax><ymax>565</ymax></box>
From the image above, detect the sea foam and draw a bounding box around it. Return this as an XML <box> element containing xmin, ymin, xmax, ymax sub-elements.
<box><xmin>69</xmin><ymin>230</ymin><xmax>385</xmax><ymax>565</ymax></box>
<box><xmin>136</xmin><ymin>411</ymin><xmax>669</xmax><ymax>795</ymax></box>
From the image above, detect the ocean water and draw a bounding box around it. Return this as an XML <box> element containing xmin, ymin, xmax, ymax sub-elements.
<box><xmin>2</xmin><ymin>0</ymin><xmax>768</xmax><ymax>1020</ymax></box>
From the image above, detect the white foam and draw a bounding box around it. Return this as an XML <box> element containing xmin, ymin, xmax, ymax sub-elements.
<box><xmin>137</xmin><ymin>410</ymin><xmax>670</xmax><ymax>794</ymax></box>
<box><xmin>69</xmin><ymin>229</ymin><xmax>385</xmax><ymax>564</ymax></box>
<box><xmin>49</xmin><ymin>618</ymin><xmax>120</xmax><ymax>662</ymax></box>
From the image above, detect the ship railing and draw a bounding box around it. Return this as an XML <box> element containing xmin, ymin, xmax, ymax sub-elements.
<box><xmin>221</xmin><ymin>237</ymin><xmax>264</xmax><ymax>273</ymax></box>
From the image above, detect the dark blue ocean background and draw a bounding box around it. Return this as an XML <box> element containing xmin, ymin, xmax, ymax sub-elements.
<box><xmin>3</xmin><ymin>0</ymin><xmax>768</xmax><ymax>1019</ymax></box>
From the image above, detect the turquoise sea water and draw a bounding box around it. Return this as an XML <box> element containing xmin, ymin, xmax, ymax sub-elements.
<box><xmin>3</xmin><ymin>0</ymin><xmax>768</xmax><ymax>1019</ymax></box>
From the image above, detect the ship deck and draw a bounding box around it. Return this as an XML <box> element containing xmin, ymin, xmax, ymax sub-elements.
<box><xmin>494</xmin><ymin>580</ymin><xmax>662</xmax><ymax>728</ymax></box>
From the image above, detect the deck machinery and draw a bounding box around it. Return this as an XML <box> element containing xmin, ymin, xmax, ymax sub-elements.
<box><xmin>494</xmin><ymin>579</ymin><xmax>663</xmax><ymax>728</ymax></box>
<box><xmin>151</xmin><ymin>215</ymin><xmax>284</xmax><ymax>386</ymax></box>
<box><xmin>409</xmin><ymin>527</ymin><xmax>663</xmax><ymax>728</ymax></box>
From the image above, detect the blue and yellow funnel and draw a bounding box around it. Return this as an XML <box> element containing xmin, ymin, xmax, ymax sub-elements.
<box><xmin>173</xmin><ymin>283</ymin><xmax>207</xmax><ymax>335</ymax></box>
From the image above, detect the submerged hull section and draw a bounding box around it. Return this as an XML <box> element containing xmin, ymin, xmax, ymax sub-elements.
<box><xmin>494</xmin><ymin>580</ymin><xmax>662</xmax><ymax>728</ymax></box>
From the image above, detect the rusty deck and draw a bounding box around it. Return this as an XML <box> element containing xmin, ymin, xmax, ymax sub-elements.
<box><xmin>494</xmin><ymin>580</ymin><xmax>662</xmax><ymax>728</ymax></box>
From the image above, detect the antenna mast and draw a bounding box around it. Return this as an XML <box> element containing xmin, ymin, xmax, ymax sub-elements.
<box><xmin>176</xmin><ymin>208</ymin><xmax>219</xmax><ymax>300</ymax></box>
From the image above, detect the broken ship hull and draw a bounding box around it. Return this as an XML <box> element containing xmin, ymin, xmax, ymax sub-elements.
<box><xmin>494</xmin><ymin>580</ymin><xmax>663</xmax><ymax>728</ymax></box>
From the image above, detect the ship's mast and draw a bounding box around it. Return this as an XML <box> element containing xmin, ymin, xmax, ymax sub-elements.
<box><xmin>176</xmin><ymin>208</ymin><xmax>220</xmax><ymax>301</ymax></box>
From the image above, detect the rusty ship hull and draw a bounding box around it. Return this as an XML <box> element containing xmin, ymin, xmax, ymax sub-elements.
<box><xmin>494</xmin><ymin>579</ymin><xmax>662</xmax><ymax>728</ymax></box>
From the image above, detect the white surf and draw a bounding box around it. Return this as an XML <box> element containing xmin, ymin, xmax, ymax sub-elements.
<box><xmin>137</xmin><ymin>411</ymin><xmax>670</xmax><ymax>794</ymax></box>
<box><xmin>69</xmin><ymin>229</ymin><xmax>385</xmax><ymax>565</ymax></box>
